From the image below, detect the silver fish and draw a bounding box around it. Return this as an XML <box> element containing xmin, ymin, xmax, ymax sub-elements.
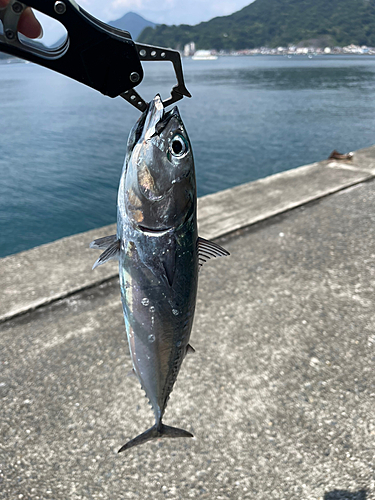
<box><xmin>90</xmin><ymin>95</ymin><xmax>229</xmax><ymax>452</ymax></box>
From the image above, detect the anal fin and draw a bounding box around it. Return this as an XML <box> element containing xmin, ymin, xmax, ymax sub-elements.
<box><xmin>186</xmin><ymin>344</ymin><xmax>195</xmax><ymax>356</ymax></box>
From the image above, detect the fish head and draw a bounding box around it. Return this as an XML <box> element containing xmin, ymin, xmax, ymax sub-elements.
<box><xmin>121</xmin><ymin>94</ymin><xmax>196</xmax><ymax>231</ymax></box>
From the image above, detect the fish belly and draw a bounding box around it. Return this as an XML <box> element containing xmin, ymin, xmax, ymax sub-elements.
<box><xmin>119</xmin><ymin>219</ymin><xmax>198</xmax><ymax>420</ymax></box>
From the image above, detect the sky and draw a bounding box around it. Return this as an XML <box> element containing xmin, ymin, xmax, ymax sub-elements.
<box><xmin>80</xmin><ymin>0</ymin><xmax>252</xmax><ymax>26</ymax></box>
<box><xmin>36</xmin><ymin>0</ymin><xmax>253</xmax><ymax>46</ymax></box>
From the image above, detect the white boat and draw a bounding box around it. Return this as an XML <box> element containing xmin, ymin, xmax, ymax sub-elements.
<box><xmin>192</xmin><ymin>50</ymin><xmax>218</xmax><ymax>60</ymax></box>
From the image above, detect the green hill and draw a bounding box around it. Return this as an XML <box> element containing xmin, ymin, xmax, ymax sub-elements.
<box><xmin>138</xmin><ymin>0</ymin><xmax>375</xmax><ymax>50</ymax></box>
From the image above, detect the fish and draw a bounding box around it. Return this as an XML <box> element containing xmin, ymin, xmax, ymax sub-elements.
<box><xmin>90</xmin><ymin>95</ymin><xmax>229</xmax><ymax>452</ymax></box>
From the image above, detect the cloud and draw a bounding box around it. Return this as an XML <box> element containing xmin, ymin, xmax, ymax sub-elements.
<box><xmin>110</xmin><ymin>0</ymin><xmax>144</xmax><ymax>12</ymax></box>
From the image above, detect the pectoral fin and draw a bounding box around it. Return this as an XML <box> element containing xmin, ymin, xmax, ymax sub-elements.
<box><xmin>91</xmin><ymin>238</ymin><xmax>121</xmax><ymax>270</ymax></box>
<box><xmin>197</xmin><ymin>237</ymin><xmax>230</xmax><ymax>269</ymax></box>
<box><xmin>161</xmin><ymin>247</ymin><xmax>176</xmax><ymax>287</ymax></box>
<box><xmin>137</xmin><ymin>234</ymin><xmax>176</xmax><ymax>287</ymax></box>
<box><xmin>89</xmin><ymin>234</ymin><xmax>117</xmax><ymax>250</ymax></box>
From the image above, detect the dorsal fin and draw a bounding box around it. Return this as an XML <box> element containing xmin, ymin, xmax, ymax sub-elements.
<box><xmin>197</xmin><ymin>237</ymin><xmax>230</xmax><ymax>269</ymax></box>
<box><xmin>91</xmin><ymin>238</ymin><xmax>121</xmax><ymax>270</ymax></box>
<box><xmin>89</xmin><ymin>234</ymin><xmax>117</xmax><ymax>250</ymax></box>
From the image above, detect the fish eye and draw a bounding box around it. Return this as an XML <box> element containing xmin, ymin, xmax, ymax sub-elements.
<box><xmin>170</xmin><ymin>134</ymin><xmax>188</xmax><ymax>157</ymax></box>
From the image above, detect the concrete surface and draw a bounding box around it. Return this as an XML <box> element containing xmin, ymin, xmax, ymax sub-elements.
<box><xmin>1</xmin><ymin>174</ymin><xmax>375</xmax><ymax>499</ymax></box>
<box><xmin>2</xmin><ymin>145</ymin><xmax>375</xmax><ymax>324</ymax></box>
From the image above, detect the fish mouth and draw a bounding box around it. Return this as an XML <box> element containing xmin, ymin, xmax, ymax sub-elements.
<box><xmin>129</xmin><ymin>96</ymin><xmax>180</xmax><ymax>157</ymax></box>
<box><xmin>142</xmin><ymin>95</ymin><xmax>164</xmax><ymax>141</ymax></box>
<box><xmin>128</xmin><ymin>95</ymin><xmax>164</xmax><ymax>153</ymax></box>
<box><xmin>153</xmin><ymin>106</ymin><xmax>180</xmax><ymax>136</ymax></box>
<box><xmin>144</xmin><ymin>95</ymin><xmax>181</xmax><ymax>138</ymax></box>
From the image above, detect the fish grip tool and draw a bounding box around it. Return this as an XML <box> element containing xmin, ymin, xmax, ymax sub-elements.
<box><xmin>120</xmin><ymin>43</ymin><xmax>191</xmax><ymax>112</ymax></box>
<box><xmin>0</xmin><ymin>0</ymin><xmax>191</xmax><ymax>109</ymax></box>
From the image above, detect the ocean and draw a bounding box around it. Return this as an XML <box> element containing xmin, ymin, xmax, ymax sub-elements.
<box><xmin>1</xmin><ymin>55</ymin><xmax>375</xmax><ymax>257</ymax></box>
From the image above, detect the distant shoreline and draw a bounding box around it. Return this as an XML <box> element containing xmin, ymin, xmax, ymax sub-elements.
<box><xmin>185</xmin><ymin>45</ymin><xmax>375</xmax><ymax>57</ymax></box>
<box><xmin>1</xmin><ymin>52</ymin><xmax>375</xmax><ymax>67</ymax></box>
<box><xmin>183</xmin><ymin>52</ymin><xmax>375</xmax><ymax>57</ymax></box>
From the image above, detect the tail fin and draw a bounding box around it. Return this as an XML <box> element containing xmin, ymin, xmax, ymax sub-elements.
<box><xmin>118</xmin><ymin>423</ymin><xmax>193</xmax><ymax>453</ymax></box>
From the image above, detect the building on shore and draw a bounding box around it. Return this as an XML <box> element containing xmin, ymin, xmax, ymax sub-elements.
<box><xmin>183</xmin><ymin>42</ymin><xmax>196</xmax><ymax>57</ymax></box>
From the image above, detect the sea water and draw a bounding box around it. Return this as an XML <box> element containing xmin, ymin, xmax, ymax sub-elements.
<box><xmin>1</xmin><ymin>55</ymin><xmax>375</xmax><ymax>257</ymax></box>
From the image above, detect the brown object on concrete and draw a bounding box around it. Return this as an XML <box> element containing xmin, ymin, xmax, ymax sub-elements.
<box><xmin>328</xmin><ymin>149</ymin><xmax>354</xmax><ymax>160</ymax></box>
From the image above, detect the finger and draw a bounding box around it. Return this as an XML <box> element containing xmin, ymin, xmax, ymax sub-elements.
<box><xmin>18</xmin><ymin>7</ymin><xmax>43</xmax><ymax>39</ymax></box>
<box><xmin>0</xmin><ymin>1</ymin><xmax>43</xmax><ymax>39</ymax></box>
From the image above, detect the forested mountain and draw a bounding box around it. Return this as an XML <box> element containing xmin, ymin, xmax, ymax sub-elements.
<box><xmin>138</xmin><ymin>0</ymin><xmax>375</xmax><ymax>50</ymax></box>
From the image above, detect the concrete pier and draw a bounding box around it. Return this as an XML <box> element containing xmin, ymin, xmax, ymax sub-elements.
<box><xmin>1</xmin><ymin>146</ymin><xmax>375</xmax><ymax>499</ymax></box>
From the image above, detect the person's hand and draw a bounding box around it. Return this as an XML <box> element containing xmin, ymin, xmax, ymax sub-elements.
<box><xmin>0</xmin><ymin>0</ymin><xmax>42</xmax><ymax>39</ymax></box>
